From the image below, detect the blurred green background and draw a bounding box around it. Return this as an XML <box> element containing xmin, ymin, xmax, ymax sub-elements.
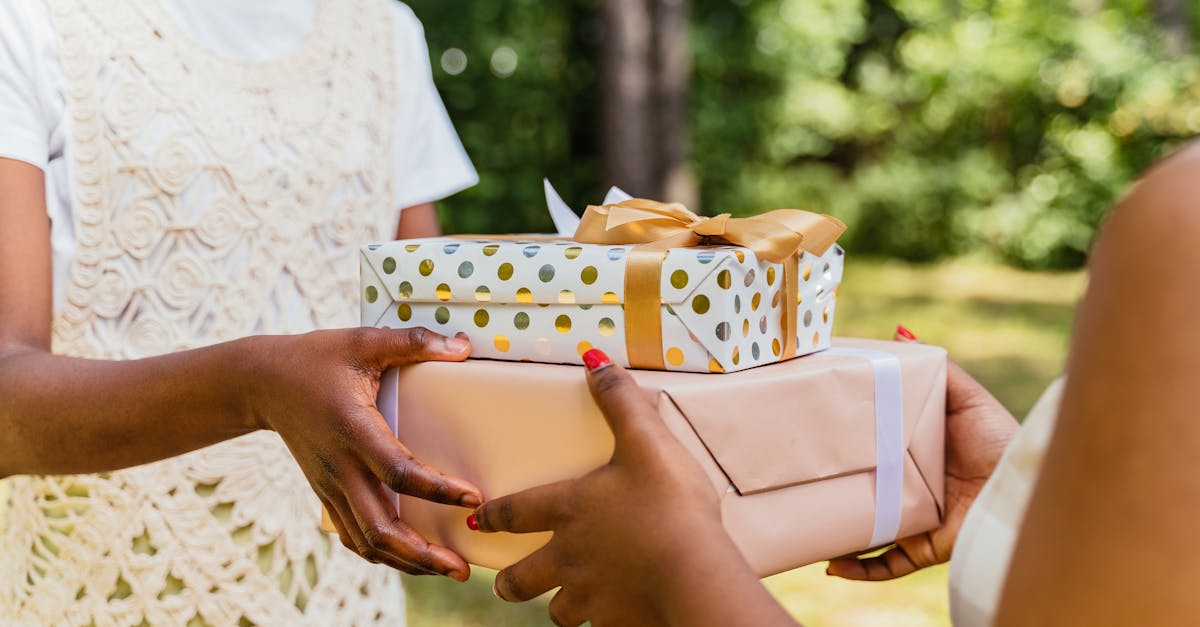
<box><xmin>398</xmin><ymin>0</ymin><xmax>1188</xmax><ymax>624</ymax></box>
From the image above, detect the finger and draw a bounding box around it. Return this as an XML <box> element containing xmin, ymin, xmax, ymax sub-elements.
<box><xmin>353</xmin><ymin>407</ymin><xmax>484</xmax><ymax>508</ymax></box>
<box><xmin>493</xmin><ymin>544</ymin><xmax>562</xmax><ymax>602</ymax></box>
<box><xmin>473</xmin><ymin>480</ymin><xmax>571</xmax><ymax>534</ymax></box>
<box><xmin>547</xmin><ymin>588</ymin><xmax>588</xmax><ymax>627</ymax></box>
<box><xmin>825</xmin><ymin>545</ymin><xmax>921</xmax><ymax>581</ymax></box>
<box><xmin>946</xmin><ymin>358</ymin><xmax>1002</xmax><ymax>415</ymax></box>
<box><xmin>359</xmin><ymin>326</ymin><xmax>471</xmax><ymax>368</ymax></box>
<box><xmin>582</xmin><ymin>350</ymin><xmax>663</xmax><ymax>444</ymax></box>
<box><xmin>344</xmin><ymin>469</ymin><xmax>472</xmax><ymax>581</ymax></box>
<box><xmin>320</xmin><ymin>496</ymin><xmax>359</xmax><ymax>554</ymax></box>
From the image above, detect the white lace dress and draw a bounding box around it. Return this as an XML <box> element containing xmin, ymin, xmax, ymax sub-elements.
<box><xmin>0</xmin><ymin>0</ymin><xmax>475</xmax><ymax>624</ymax></box>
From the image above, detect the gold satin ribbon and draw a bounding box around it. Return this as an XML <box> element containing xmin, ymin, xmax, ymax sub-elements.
<box><xmin>572</xmin><ymin>199</ymin><xmax>846</xmax><ymax>370</ymax></box>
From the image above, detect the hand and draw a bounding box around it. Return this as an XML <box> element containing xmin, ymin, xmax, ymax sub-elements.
<box><xmin>826</xmin><ymin>326</ymin><xmax>1019</xmax><ymax>581</ymax></box>
<box><xmin>245</xmin><ymin>327</ymin><xmax>484</xmax><ymax>581</ymax></box>
<box><xmin>468</xmin><ymin>350</ymin><xmax>751</xmax><ymax>627</ymax></box>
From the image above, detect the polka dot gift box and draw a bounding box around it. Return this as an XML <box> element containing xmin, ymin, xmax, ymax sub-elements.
<box><xmin>360</xmin><ymin>194</ymin><xmax>845</xmax><ymax>373</ymax></box>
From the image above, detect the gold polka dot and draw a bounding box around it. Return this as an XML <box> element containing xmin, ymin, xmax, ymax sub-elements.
<box><xmin>599</xmin><ymin>292</ymin><xmax>619</xmax><ymax>305</ymax></box>
<box><xmin>751</xmin><ymin>292</ymin><xmax>762</xmax><ymax>311</ymax></box>
<box><xmin>405</xmin><ymin>244</ymin><xmax>421</xmax><ymax>253</ymax></box>
<box><xmin>565</xmin><ymin>246</ymin><xmax>583</xmax><ymax>260</ymax></box>
<box><xmin>734</xmin><ymin>250</ymin><xmax>745</xmax><ymax>263</ymax></box>
<box><xmin>666</xmin><ymin>347</ymin><xmax>685</xmax><ymax>366</ymax></box>
<box><xmin>516</xmin><ymin>288</ymin><xmax>533</xmax><ymax>304</ymax></box>
<box><xmin>398</xmin><ymin>303</ymin><xmax>412</xmax><ymax>321</ymax></box>
<box><xmin>577</xmin><ymin>341</ymin><xmax>594</xmax><ymax>356</ymax></box>
<box><xmin>742</xmin><ymin>318</ymin><xmax>750</xmax><ymax>338</ymax></box>
<box><xmin>483</xmin><ymin>244</ymin><xmax>500</xmax><ymax>256</ymax></box>
<box><xmin>670</xmin><ymin>269</ymin><xmax>689</xmax><ymax>290</ymax></box>
<box><xmin>717</xmin><ymin>269</ymin><xmax>731</xmax><ymax>289</ymax></box>
<box><xmin>812</xmin><ymin>331</ymin><xmax>821</xmax><ymax>348</ymax></box>
<box><xmin>558</xmin><ymin>290</ymin><xmax>576</xmax><ymax>304</ymax></box>
<box><xmin>581</xmin><ymin>266</ymin><xmax>598</xmax><ymax>285</ymax></box>
<box><xmin>436</xmin><ymin>283</ymin><xmax>452</xmax><ymax>301</ymax></box>
<box><xmin>475</xmin><ymin>286</ymin><xmax>491</xmax><ymax>302</ymax></box>
<box><xmin>398</xmin><ymin>281</ymin><xmax>413</xmax><ymax>299</ymax></box>
<box><xmin>498</xmin><ymin>263</ymin><xmax>514</xmax><ymax>281</ymax></box>
<box><xmin>771</xmin><ymin>290</ymin><xmax>781</xmax><ymax>308</ymax></box>
<box><xmin>766</xmin><ymin>266</ymin><xmax>776</xmax><ymax>285</ymax></box>
<box><xmin>419</xmin><ymin>259</ymin><xmax>435</xmax><ymax>276</ymax></box>
<box><xmin>772</xmin><ymin>338</ymin><xmax>782</xmax><ymax>356</ymax></box>
<box><xmin>824</xmin><ymin>307</ymin><xmax>830</xmax><ymax>324</ymax></box>
<box><xmin>383</xmin><ymin>257</ymin><xmax>397</xmax><ymax>274</ymax></box>
<box><xmin>803</xmin><ymin>264</ymin><xmax>813</xmax><ymax>281</ymax></box>
<box><xmin>514</xmin><ymin>311</ymin><xmax>530</xmax><ymax>330</ymax></box>
<box><xmin>797</xmin><ymin>292</ymin><xmax>804</xmax><ymax>305</ymax></box>
<box><xmin>555</xmin><ymin>314</ymin><xmax>572</xmax><ymax>333</ymax></box>
<box><xmin>598</xmin><ymin>318</ymin><xmax>616</xmax><ymax>337</ymax></box>
<box><xmin>435</xmin><ymin>306</ymin><xmax>450</xmax><ymax>324</ymax></box>
<box><xmin>708</xmin><ymin>358</ymin><xmax>724</xmax><ymax>373</ymax></box>
<box><xmin>494</xmin><ymin>335</ymin><xmax>510</xmax><ymax>352</ymax></box>
<box><xmin>692</xmin><ymin>294</ymin><xmax>710</xmax><ymax>315</ymax></box>
<box><xmin>474</xmin><ymin>309</ymin><xmax>489</xmax><ymax>327</ymax></box>
<box><xmin>365</xmin><ymin>285</ymin><xmax>378</xmax><ymax>303</ymax></box>
<box><xmin>732</xmin><ymin>347</ymin><xmax>741</xmax><ymax>366</ymax></box>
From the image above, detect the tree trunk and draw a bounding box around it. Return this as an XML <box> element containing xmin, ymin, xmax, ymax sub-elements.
<box><xmin>1153</xmin><ymin>0</ymin><xmax>1190</xmax><ymax>55</ymax></box>
<box><xmin>600</xmin><ymin>0</ymin><xmax>655</xmax><ymax>196</ymax></box>
<box><xmin>654</xmin><ymin>0</ymin><xmax>698</xmax><ymax>208</ymax></box>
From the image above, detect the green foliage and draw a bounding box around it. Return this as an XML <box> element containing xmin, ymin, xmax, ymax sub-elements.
<box><xmin>408</xmin><ymin>0</ymin><xmax>1200</xmax><ymax>269</ymax></box>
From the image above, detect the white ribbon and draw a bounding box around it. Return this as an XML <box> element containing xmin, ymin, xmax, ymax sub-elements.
<box><xmin>824</xmin><ymin>347</ymin><xmax>905</xmax><ymax>548</ymax></box>
<box><xmin>543</xmin><ymin>178</ymin><xmax>632</xmax><ymax>237</ymax></box>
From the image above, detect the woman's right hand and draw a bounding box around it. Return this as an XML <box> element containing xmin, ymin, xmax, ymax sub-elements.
<box><xmin>242</xmin><ymin>327</ymin><xmax>484</xmax><ymax>582</ymax></box>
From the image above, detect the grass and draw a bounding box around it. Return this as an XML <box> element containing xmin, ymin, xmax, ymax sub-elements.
<box><xmin>404</xmin><ymin>256</ymin><xmax>1087</xmax><ymax>627</ymax></box>
<box><xmin>0</xmin><ymin>257</ymin><xmax>1087</xmax><ymax>626</ymax></box>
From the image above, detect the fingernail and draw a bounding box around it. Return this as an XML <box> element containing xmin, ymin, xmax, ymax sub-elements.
<box><xmin>582</xmin><ymin>348</ymin><xmax>612</xmax><ymax>372</ymax></box>
<box><xmin>492</xmin><ymin>580</ymin><xmax>502</xmax><ymax>600</ymax></box>
<box><xmin>448</xmin><ymin>568</ymin><xmax>470</xmax><ymax>583</ymax></box>
<box><xmin>444</xmin><ymin>335</ymin><xmax>470</xmax><ymax>352</ymax></box>
<box><xmin>896</xmin><ymin>325</ymin><xmax>917</xmax><ymax>341</ymax></box>
<box><xmin>466</xmin><ymin>513</ymin><xmax>479</xmax><ymax>531</ymax></box>
<box><xmin>460</xmin><ymin>493</ymin><xmax>483</xmax><ymax>509</ymax></box>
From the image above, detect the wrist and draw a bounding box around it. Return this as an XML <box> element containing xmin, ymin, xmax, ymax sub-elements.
<box><xmin>226</xmin><ymin>335</ymin><xmax>275</xmax><ymax>432</ymax></box>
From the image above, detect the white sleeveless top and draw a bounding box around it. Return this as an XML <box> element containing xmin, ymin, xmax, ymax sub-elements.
<box><xmin>948</xmin><ymin>378</ymin><xmax>1065</xmax><ymax>626</ymax></box>
<box><xmin>0</xmin><ymin>1</ymin><xmax>475</xmax><ymax>624</ymax></box>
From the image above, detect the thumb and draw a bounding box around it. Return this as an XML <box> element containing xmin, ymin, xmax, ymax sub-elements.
<box><xmin>360</xmin><ymin>327</ymin><xmax>472</xmax><ymax>368</ymax></box>
<box><xmin>893</xmin><ymin>325</ymin><xmax>996</xmax><ymax>413</ymax></box>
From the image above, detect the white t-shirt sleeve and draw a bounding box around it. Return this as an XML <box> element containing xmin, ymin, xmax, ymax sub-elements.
<box><xmin>0</xmin><ymin>2</ymin><xmax>55</xmax><ymax>169</ymax></box>
<box><xmin>390</xmin><ymin>3</ymin><xmax>478</xmax><ymax>209</ymax></box>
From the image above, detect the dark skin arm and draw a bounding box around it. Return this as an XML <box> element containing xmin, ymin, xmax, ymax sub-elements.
<box><xmin>0</xmin><ymin>158</ymin><xmax>482</xmax><ymax>581</ymax></box>
<box><xmin>997</xmin><ymin>144</ymin><xmax>1200</xmax><ymax>623</ymax></box>
<box><xmin>396</xmin><ymin>201</ymin><xmax>441</xmax><ymax>239</ymax></box>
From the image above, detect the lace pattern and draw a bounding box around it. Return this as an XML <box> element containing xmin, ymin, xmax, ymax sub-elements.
<box><xmin>0</xmin><ymin>0</ymin><xmax>406</xmax><ymax>624</ymax></box>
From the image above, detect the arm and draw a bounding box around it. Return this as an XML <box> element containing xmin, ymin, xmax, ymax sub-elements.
<box><xmin>396</xmin><ymin>202</ymin><xmax>441</xmax><ymax>239</ymax></box>
<box><xmin>0</xmin><ymin>158</ymin><xmax>482</xmax><ymax>580</ymax></box>
<box><xmin>997</xmin><ymin>145</ymin><xmax>1200</xmax><ymax>623</ymax></box>
<box><xmin>472</xmin><ymin>351</ymin><xmax>799</xmax><ymax>627</ymax></box>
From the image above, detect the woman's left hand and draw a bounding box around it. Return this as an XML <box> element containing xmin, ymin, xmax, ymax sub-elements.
<box><xmin>469</xmin><ymin>350</ymin><xmax>794</xmax><ymax>627</ymax></box>
<box><xmin>826</xmin><ymin>327</ymin><xmax>1019</xmax><ymax>581</ymax></box>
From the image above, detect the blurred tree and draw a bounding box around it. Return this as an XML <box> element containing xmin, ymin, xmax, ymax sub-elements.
<box><xmin>408</xmin><ymin>0</ymin><xmax>1200</xmax><ymax>269</ymax></box>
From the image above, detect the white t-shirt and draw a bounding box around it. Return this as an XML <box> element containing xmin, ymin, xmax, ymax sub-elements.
<box><xmin>0</xmin><ymin>0</ymin><xmax>478</xmax><ymax>312</ymax></box>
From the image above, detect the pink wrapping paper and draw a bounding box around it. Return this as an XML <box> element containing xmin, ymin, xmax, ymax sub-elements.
<box><xmin>356</xmin><ymin>337</ymin><xmax>946</xmax><ymax>577</ymax></box>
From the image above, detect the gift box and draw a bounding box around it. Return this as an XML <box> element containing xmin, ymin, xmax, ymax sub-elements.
<box><xmin>335</xmin><ymin>337</ymin><xmax>946</xmax><ymax>577</ymax></box>
<box><xmin>359</xmin><ymin>188</ymin><xmax>846</xmax><ymax>373</ymax></box>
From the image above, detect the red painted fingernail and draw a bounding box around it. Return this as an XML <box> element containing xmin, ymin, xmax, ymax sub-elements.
<box><xmin>466</xmin><ymin>513</ymin><xmax>479</xmax><ymax>531</ymax></box>
<box><xmin>582</xmin><ymin>348</ymin><xmax>612</xmax><ymax>372</ymax></box>
<box><xmin>896</xmin><ymin>325</ymin><xmax>917</xmax><ymax>341</ymax></box>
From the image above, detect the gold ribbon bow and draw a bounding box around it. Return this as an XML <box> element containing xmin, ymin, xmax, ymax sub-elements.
<box><xmin>573</xmin><ymin>199</ymin><xmax>846</xmax><ymax>370</ymax></box>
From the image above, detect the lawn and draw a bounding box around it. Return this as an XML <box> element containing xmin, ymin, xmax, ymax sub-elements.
<box><xmin>403</xmin><ymin>256</ymin><xmax>1087</xmax><ymax>627</ymax></box>
<box><xmin>0</xmin><ymin>257</ymin><xmax>1087</xmax><ymax>626</ymax></box>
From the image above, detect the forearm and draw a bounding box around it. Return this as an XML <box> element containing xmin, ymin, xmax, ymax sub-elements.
<box><xmin>0</xmin><ymin>337</ymin><xmax>262</xmax><ymax>477</ymax></box>
<box><xmin>657</xmin><ymin>524</ymin><xmax>800</xmax><ymax>627</ymax></box>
